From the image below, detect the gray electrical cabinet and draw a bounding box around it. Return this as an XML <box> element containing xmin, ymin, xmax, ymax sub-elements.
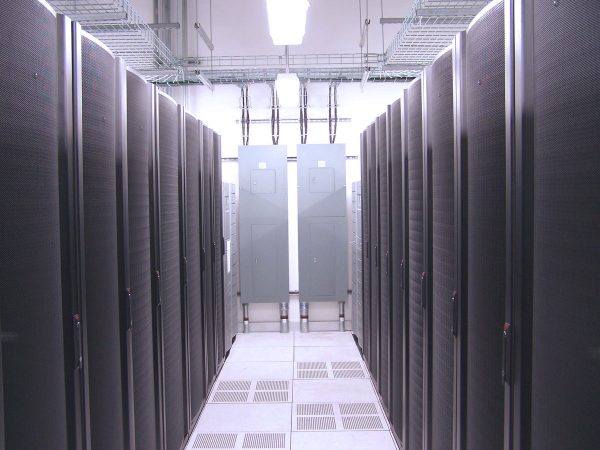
<box><xmin>239</xmin><ymin>145</ymin><xmax>289</xmax><ymax>303</ymax></box>
<box><xmin>297</xmin><ymin>144</ymin><xmax>348</xmax><ymax>302</ymax></box>
<box><xmin>222</xmin><ymin>182</ymin><xmax>234</xmax><ymax>349</ymax></box>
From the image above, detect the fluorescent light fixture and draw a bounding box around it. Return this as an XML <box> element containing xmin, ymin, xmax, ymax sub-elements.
<box><xmin>275</xmin><ymin>73</ymin><xmax>300</xmax><ymax>107</ymax></box>
<box><xmin>266</xmin><ymin>0</ymin><xmax>310</xmax><ymax>45</ymax></box>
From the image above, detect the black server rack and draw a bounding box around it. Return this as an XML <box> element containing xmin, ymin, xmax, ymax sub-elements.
<box><xmin>80</xmin><ymin>31</ymin><xmax>127</xmax><ymax>450</ymax></box>
<box><xmin>509</xmin><ymin>0</ymin><xmax>600</xmax><ymax>449</ymax></box>
<box><xmin>453</xmin><ymin>30</ymin><xmax>469</xmax><ymax>450</ymax></box>
<box><xmin>465</xmin><ymin>2</ymin><xmax>506</xmax><ymax>449</ymax></box>
<box><xmin>213</xmin><ymin>132</ymin><xmax>225</xmax><ymax>364</ymax></box>
<box><xmin>0</xmin><ymin>2</ymin><xmax>69</xmax><ymax>448</ymax></box>
<box><xmin>184</xmin><ymin>113</ymin><xmax>206</xmax><ymax>425</ymax></box>
<box><xmin>426</xmin><ymin>47</ymin><xmax>456</xmax><ymax>450</ymax></box>
<box><xmin>157</xmin><ymin>92</ymin><xmax>186</xmax><ymax>450</ymax></box>
<box><xmin>126</xmin><ymin>70</ymin><xmax>160</xmax><ymax>450</ymax></box>
<box><xmin>201</xmin><ymin>125</ymin><xmax>216</xmax><ymax>388</ymax></box>
<box><xmin>406</xmin><ymin>78</ymin><xmax>424</xmax><ymax>450</ymax></box>
<box><xmin>389</xmin><ymin>97</ymin><xmax>407</xmax><ymax>445</ymax></box>
<box><xmin>360</xmin><ymin>131</ymin><xmax>371</xmax><ymax>361</ymax></box>
<box><xmin>354</xmin><ymin>183</ymin><xmax>363</xmax><ymax>349</ymax></box>
<box><xmin>377</xmin><ymin>113</ymin><xmax>391</xmax><ymax>411</ymax></box>
<box><xmin>368</xmin><ymin>123</ymin><xmax>380</xmax><ymax>383</ymax></box>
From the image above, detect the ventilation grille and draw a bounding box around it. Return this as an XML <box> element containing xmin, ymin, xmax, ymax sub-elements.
<box><xmin>295</xmin><ymin>361</ymin><xmax>367</xmax><ymax>379</ymax></box>
<box><xmin>341</xmin><ymin>416</ymin><xmax>384</xmax><ymax>430</ymax></box>
<box><xmin>297</xmin><ymin>370</ymin><xmax>328</xmax><ymax>379</ymax></box>
<box><xmin>296</xmin><ymin>403</ymin><xmax>335</xmax><ymax>416</ymax></box>
<box><xmin>219</xmin><ymin>381</ymin><xmax>252</xmax><ymax>391</ymax></box>
<box><xmin>209</xmin><ymin>380</ymin><xmax>291</xmax><ymax>404</ymax></box>
<box><xmin>242</xmin><ymin>433</ymin><xmax>286</xmax><ymax>449</ymax></box>
<box><xmin>339</xmin><ymin>403</ymin><xmax>378</xmax><ymax>415</ymax></box>
<box><xmin>252</xmin><ymin>391</ymin><xmax>289</xmax><ymax>403</ymax></box>
<box><xmin>292</xmin><ymin>402</ymin><xmax>388</xmax><ymax>432</ymax></box>
<box><xmin>296</xmin><ymin>416</ymin><xmax>337</xmax><ymax>431</ymax></box>
<box><xmin>193</xmin><ymin>433</ymin><xmax>237</xmax><ymax>449</ymax></box>
<box><xmin>256</xmin><ymin>381</ymin><xmax>288</xmax><ymax>391</ymax></box>
<box><xmin>297</xmin><ymin>362</ymin><xmax>327</xmax><ymax>370</ymax></box>
<box><xmin>331</xmin><ymin>361</ymin><xmax>362</xmax><ymax>370</ymax></box>
<box><xmin>192</xmin><ymin>432</ymin><xmax>288</xmax><ymax>449</ymax></box>
<box><xmin>212</xmin><ymin>391</ymin><xmax>250</xmax><ymax>403</ymax></box>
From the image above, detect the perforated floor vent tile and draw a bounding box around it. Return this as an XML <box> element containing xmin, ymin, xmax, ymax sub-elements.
<box><xmin>339</xmin><ymin>402</ymin><xmax>378</xmax><ymax>415</ymax></box>
<box><xmin>193</xmin><ymin>433</ymin><xmax>237</xmax><ymax>448</ymax></box>
<box><xmin>294</xmin><ymin>361</ymin><xmax>367</xmax><ymax>379</ymax></box>
<box><xmin>341</xmin><ymin>415</ymin><xmax>384</xmax><ymax>430</ymax></box>
<box><xmin>292</xmin><ymin>402</ymin><xmax>389</xmax><ymax>432</ymax></box>
<box><xmin>209</xmin><ymin>380</ymin><xmax>291</xmax><ymax>404</ymax></box>
<box><xmin>242</xmin><ymin>433</ymin><xmax>286</xmax><ymax>449</ymax></box>
<box><xmin>296</xmin><ymin>416</ymin><xmax>337</xmax><ymax>431</ymax></box>
<box><xmin>296</xmin><ymin>403</ymin><xmax>335</xmax><ymax>416</ymax></box>
<box><xmin>189</xmin><ymin>432</ymin><xmax>290</xmax><ymax>450</ymax></box>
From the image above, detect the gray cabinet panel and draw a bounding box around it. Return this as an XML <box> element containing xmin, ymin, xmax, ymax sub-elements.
<box><xmin>297</xmin><ymin>144</ymin><xmax>348</xmax><ymax>303</ymax></box>
<box><xmin>239</xmin><ymin>145</ymin><xmax>289</xmax><ymax>303</ymax></box>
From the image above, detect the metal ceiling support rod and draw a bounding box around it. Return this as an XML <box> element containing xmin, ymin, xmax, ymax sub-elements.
<box><xmin>240</xmin><ymin>85</ymin><xmax>250</xmax><ymax>145</ymax></box>
<box><xmin>194</xmin><ymin>21</ymin><xmax>214</xmax><ymax>50</ymax></box>
<box><xmin>300</xmin><ymin>302</ymin><xmax>309</xmax><ymax>333</ymax></box>
<box><xmin>359</xmin><ymin>18</ymin><xmax>371</xmax><ymax>48</ymax></box>
<box><xmin>328</xmin><ymin>82</ymin><xmax>339</xmax><ymax>144</ymax></box>
<box><xmin>339</xmin><ymin>301</ymin><xmax>346</xmax><ymax>332</ymax></box>
<box><xmin>279</xmin><ymin>302</ymin><xmax>289</xmax><ymax>334</ymax></box>
<box><xmin>299</xmin><ymin>84</ymin><xmax>308</xmax><ymax>144</ymax></box>
<box><xmin>270</xmin><ymin>84</ymin><xmax>280</xmax><ymax>145</ymax></box>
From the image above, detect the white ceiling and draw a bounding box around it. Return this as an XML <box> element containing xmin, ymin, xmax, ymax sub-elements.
<box><xmin>133</xmin><ymin>0</ymin><xmax>413</xmax><ymax>59</ymax></box>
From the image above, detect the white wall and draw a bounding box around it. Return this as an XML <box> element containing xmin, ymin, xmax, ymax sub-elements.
<box><xmin>164</xmin><ymin>81</ymin><xmax>407</xmax><ymax>292</ymax></box>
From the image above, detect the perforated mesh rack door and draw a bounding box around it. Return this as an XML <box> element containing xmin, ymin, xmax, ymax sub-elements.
<box><xmin>429</xmin><ymin>48</ymin><xmax>455</xmax><ymax>450</ymax></box>
<box><xmin>465</xmin><ymin>2</ymin><xmax>506</xmax><ymax>449</ymax></box>
<box><xmin>201</xmin><ymin>126</ymin><xmax>216</xmax><ymax>386</ymax></box>
<box><xmin>368</xmin><ymin>123</ymin><xmax>380</xmax><ymax>384</ymax></box>
<box><xmin>158</xmin><ymin>93</ymin><xmax>186</xmax><ymax>450</ymax></box>
<box><xmin>0</xmin><ymin>1</ymin><xmax>69</xmax><ymax>448</ymax></box>
<box><xmin>185</xmin><ymin>113</ymin><xmax>206</xmax><ymax>422</ymax></box>
<box><xmin>212</xmin><ymin>132</ymin><xmax>225</xmax><ymax>364</ymax></box>
<box><xmin>389</xmin><ymin>98</ymin><xmax>405</xmax><ymax>442</ymax></box>
<box><xmin>377</xmin><ymin>113</ymin><xmax>391</xmax><ymax>411</ymax></box>
<box><xmin>406</xmin><ymin>78</ymin><xmax>424</xmax><ymax>450</ymax></box>
<box><xmin>126</xmin><ymin>70</ymin><xmax>159</xmax><ymax>450</ymax></box>
<box><xmin>81</xmin><ymin>33</ymin><xmax>126</xmax><ymax>450</ymax></box>
<box><xmin>360</xmin><ymin>131</ymin><xmax>371</xmax><ymax>362</ymax></box>
<box><xmin>529</xmin><ymin>0</ymin><xmax>600</xmax><ymax>448</ymax></box>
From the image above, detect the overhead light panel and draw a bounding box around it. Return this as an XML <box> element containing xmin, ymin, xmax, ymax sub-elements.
<box><xmin>266</xmin><ymin>0</ymin><xmax>310</xmax><ymax>45</ymax></box>
<box><xmin>275</xmin><ymin>73</ymin><xmax>300</xmax><ymax>107</ymax></box>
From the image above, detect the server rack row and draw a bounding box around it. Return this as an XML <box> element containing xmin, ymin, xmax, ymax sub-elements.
<box><xmin>0</xmin><ymin>2</ymin><xmax>231</xmax><ymax>449</ymax></box>
<box><xmin>355</xmin><ymin>1</ymin><xmax>600</xmax><ymax>450</ymax></box>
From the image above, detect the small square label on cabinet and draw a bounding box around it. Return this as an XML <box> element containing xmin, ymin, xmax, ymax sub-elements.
<box><xmin>258</xmin><ymin>162</ymin><xmax>267</xmax><ymax>169</ymax></box>
<box><xmin>317</xmin><ymin>160</ymin><xmax>326</xmax><ymax>168</ymax></box>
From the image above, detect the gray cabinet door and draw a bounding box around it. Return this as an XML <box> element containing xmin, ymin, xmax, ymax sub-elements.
<box><xmin>297</xmin><ymin>144</ymin><xmax>348</xmax><ymax>302</ymax></box>
<box><xmin>239</xmin><ymin>145</ymin><xmax>289</xmax><ymax>303</ymax></box>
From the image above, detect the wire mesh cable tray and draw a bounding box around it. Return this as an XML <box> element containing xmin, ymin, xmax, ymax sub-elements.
<box><xmin>48</xmin><ymin>0</ymin><xmax>180</xmax><ymax>73</ymax></box>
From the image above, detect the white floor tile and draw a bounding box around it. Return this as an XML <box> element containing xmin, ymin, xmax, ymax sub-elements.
<box><xmin>194</xmin><ymin>403</ymin><xmax>292</xmax><ymax>432</ymax></box>
<box><xmin>291</xmin><ymin>431</ymin><xmax>398</xmax><ymax>450</ymax></box>
<box><xmin>234</xmin><ymin>332</ymin><xmax>294</xmax><ymax>347</ymax></box>
<box><xmin>294</xmin><ymin>345</ymin><xmax>362</xmax><ymax>362</ymax></box>
<box><xmin>292</xmin><ymin>379</ymin><xmax>379</xmax><ymax>403</ymax></box>
<box><xmin>228</xmin><ymin>345</ymin><xmax>294</xmax><ymax>362</ymax></box>
<box><xmin>219</xmin><ymin>361</ymin><xmax>294</xmax><ymax>380</ymax></box>
<box><xmin>294</xmin><ymin>331</ymin><xmax>356</xmax><ymax>347</ymax></box>
<box><xmin>186</xmin><ymin>432</ymin><xmax>291</xmax><ymax>450</ymax></box>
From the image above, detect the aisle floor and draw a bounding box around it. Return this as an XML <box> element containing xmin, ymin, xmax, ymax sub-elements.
<box><xmin>185</xmin><ymin>331</ymin><xmax>398</xmax><ymax>450</ymax></box>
